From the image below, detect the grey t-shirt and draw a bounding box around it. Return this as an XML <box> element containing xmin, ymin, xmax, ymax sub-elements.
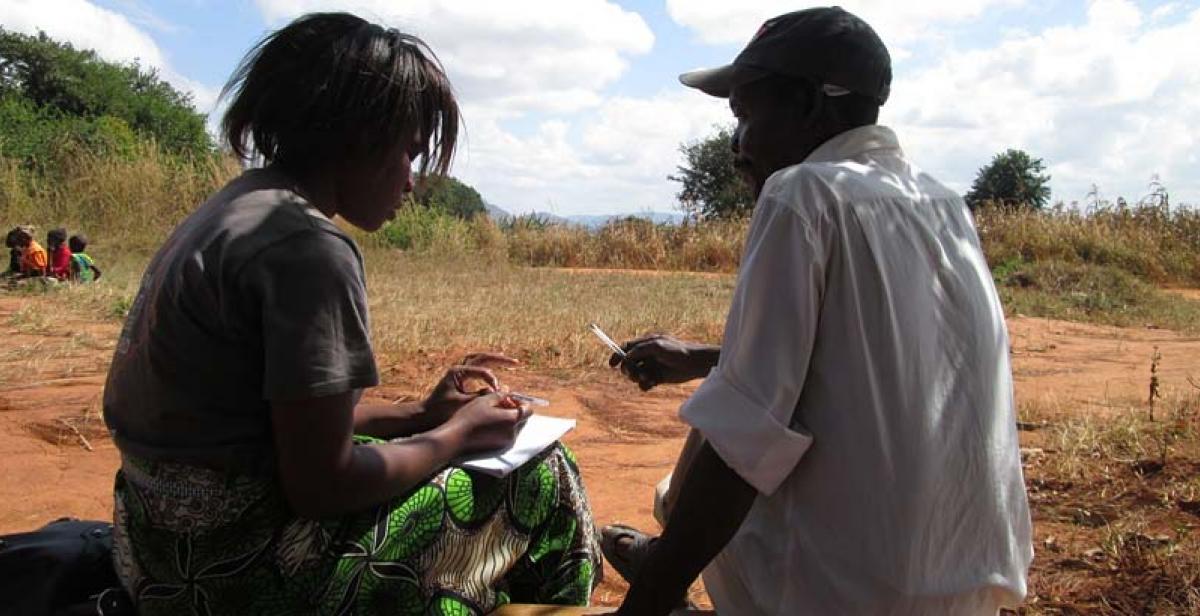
<box><xmin>103</xmin><ymin>168</ymin><xmax>379</xmax><ymax>471</ymax></box>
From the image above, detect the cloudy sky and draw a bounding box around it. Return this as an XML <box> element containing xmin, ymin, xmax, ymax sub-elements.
<box><xmin>3</xmin><ymin>0</ymin><xmax>1198</xmax><ymax>215</ymax></box>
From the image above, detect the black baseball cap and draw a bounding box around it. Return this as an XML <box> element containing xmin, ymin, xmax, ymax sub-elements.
<box><xmin>679</xmin><ymin>6</ymin><xmax>891</xmax><ymax>105</ymax></box>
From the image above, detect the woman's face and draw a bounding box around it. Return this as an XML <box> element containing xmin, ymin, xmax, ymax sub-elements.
<box><xmin>334</xmin><ymin>134</ymin><xmax>425</xmax><ymax>232</ymax></box>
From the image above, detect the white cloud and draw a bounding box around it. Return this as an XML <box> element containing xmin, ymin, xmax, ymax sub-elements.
<box><xmin>451</xmin><ymin>91</ymin><xmax>730</xmax><ymax>215</ymax></box>
<box><xmin>253</xmin><ymin>0</ymin><xmax>653</xmax><ymax>117</ymax></box>
<box><xmin>665</xmin><ymin>0</ymin><xmax>1026</xmax><ymax>51</ymax></box>
<box><xmin>1150</xmin><ymin>2</ymin><xmax>1183</xmax><ymax>23</ymax></box>
<box><xmin>253</xmin><ymin>0</ymin><xmax>680</xmax><ymax>214</ymax></box>
<box><xmin>0</xmin><ymin>0</ymin><xmax>165</xmax><ymax>66</ymax></box>
<box><xmin>10</xmin><ymin>0</ymin><xmax>1196</xmax><ymax>213</ymax></box>
<box><xmin>0</xmin><ymin>0</ymin><xmax>218</xmax><ymax>115</ymax></box>
<box><xmin>887</xmin><ymin>0</ymin><xmax>1200</xmax><ymax>204</ymax></box>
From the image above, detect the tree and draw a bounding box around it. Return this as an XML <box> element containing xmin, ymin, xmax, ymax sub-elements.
<box><xmin>0</xmin><ymin>28</ymin><xmax>211</xmax><ymax>159</ymax></box>
<box><xmin>413</xmin><ymin>175</ymin><xmax>486</xmax><ymax>219</ymax></box>
<box><xmin>965</xmin><ymin>149</ymin><xmax>1051</xmax><ymax>210</ymax></box>
<box><xmin>669</xmin><ymin>125</ymin><xmax>754</xmax><ymax>219</ymax></box>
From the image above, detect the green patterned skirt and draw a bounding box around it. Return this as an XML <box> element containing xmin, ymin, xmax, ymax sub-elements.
<box><xmin>112</xmin><ymin>442</ymin><xmax>600</xmax><ymax>615</ymax></box>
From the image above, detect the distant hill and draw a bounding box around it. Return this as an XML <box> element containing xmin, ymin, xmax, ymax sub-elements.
<box><xmin>562</xmin><ymin>212</ymin><xmax>685</xmax><ymax>228</ymax></box>
<box><xmin>484</xmin><ymin>202</ymin><xmax>510</xmax><ymax>220</ymax></box>
<box><xmin>484</xmin><ymin>204</ymin><xmax>685</xmax><ymax>228</ymax></box>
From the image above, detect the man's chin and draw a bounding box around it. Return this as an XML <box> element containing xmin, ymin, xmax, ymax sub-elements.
<box><xmin>736</xmin><ymin>169</ymin><xmax>763</xmax><ymax>200</ymax></box>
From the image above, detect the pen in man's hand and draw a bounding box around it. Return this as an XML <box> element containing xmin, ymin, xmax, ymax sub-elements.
<box><xmin>589</xmin><ymin>323</ymin><xmax>626</xmax><ymax>358</ymax></box>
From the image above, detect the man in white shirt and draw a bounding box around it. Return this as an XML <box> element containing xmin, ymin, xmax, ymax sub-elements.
<box><xmin>606</xmin><ymin>7</ymin><xmax>1033</xmax><ymax>615</ymax></box>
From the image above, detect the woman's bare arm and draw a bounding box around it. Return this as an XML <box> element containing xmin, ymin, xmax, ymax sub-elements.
<box><xmin>272</xmin><ymin>391</ymin><xmax>527</xmax><ymax>518</ymax></box>
<box><xmin>352</xmin><ymin>400</ymin><xmax>442</xmax><ymax>439</ymax></box>
<box><xmin>352</xmin><ymin>353</ymin><xmax>521</xmax><ymax>440</ymax></box>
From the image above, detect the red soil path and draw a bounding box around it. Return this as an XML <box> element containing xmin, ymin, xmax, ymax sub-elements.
<box><xmin>2</xmin><ymin>295</ymin><xmax>1199</xmax><ymax>606</ymax></box>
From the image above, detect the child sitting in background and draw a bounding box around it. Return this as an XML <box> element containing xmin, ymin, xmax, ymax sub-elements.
<box><xmin>15</xmin><ymin>227</ymin><xmax>47</xmax><ymax>278</ymax></box>
<box><xmin>68</xmin><ymin>235</ymin><xmax>101</xmax><ymax>282</ymax></box>
<box><xmin>46</xmin><ymin>228</ymin><xmax>72</xmax><ymax>280</ymax></box>
<box><xmin>4</xmin><ymin>229</ymin><xmax>21</xmax><ymax>277</ymax></box>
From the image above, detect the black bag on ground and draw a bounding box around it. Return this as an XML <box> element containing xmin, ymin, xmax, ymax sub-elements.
<box><xmin>0</xmin><ymin>518</ymin><xmax>133</xmax><ymax>615</ymax></box>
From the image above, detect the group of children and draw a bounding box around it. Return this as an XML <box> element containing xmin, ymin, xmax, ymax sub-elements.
<box><xmin>3</xmin><ymin>226</ymin><xmax>101</xmax><ymax>283</ymax></box>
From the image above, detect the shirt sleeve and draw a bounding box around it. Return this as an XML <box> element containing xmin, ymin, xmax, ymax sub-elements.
<box><xmin>680</xmin><ymin>178</ymin><xmax>830</xmax><ymax>496</ymax></box>
<box><xmin>28</xmin><ymin>248</ymin><xmax>48</xmax><ymax>270</ymax></box>
<box><xmin>238</xmin><ymin>230</ymin><xmax>379</xmax><ymax>401</ymax></box>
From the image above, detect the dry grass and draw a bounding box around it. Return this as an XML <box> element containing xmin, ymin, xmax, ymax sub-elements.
<box><xmin>503</xmin><ymin>216</ymin><xmax>746</xmax><ymax>272</ymax></box>
<box><xmin>364</xmin><ymin>253</ymin><xmax>734</xmax><ymax>371</ymax></box>
<box><xmin>0</xmin><ymin>141</ymin><xmax>238</xmax><ymax>253</ymax></box>
<box><xmin>996</xmin><ymin>261</ymin><xmax>1200</xmax><ymax>332</ymax></box>
<box><xmin>7</xmin><ymin>144</ymin><xmax>1200</xmax><ymax>611</ymax></box>
<box><xmin>367</xmin><ymin>207</ymin><xmax>747</xmax><ymax>273</ymax></box>
<box><xmin>977</xmin><ymin>203</ymin><xmax>1200</xmax><ymax>286</ymax></box>
<box><xmin>26</xmin><ymin>252</ymin><xmax>1200</xmax><ymax>614</ymax></box>
<box><xmin>1019</xmin><ymin>394</ymin><xmax>1200</xmax><ymax>614</ymax></box>
<box><xmin>16</xmin><ymin>248</ymin><xmax>736</xmax><ymax>373</ymax></box>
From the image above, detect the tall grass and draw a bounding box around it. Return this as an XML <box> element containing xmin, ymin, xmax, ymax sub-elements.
<box><xmin>371</xmin><ymin>209</ymin><xmax>746</xmax><ymax>273</ymax></box>
<box><xmin>3</xmin><ymin>143</ymin><xmax>1200</xmax><ymax>333</ymax></box>
<box><xmin>504</xmin><ymin>216</ymin><xmax>744</xmax><ymax>272</ymax></box>
<box><xmin>376</xmin><ymin>200</ymin><xmax>1200</xmax><ymax>285</ymax></box>
<box><xmin>0</xmin><ymin>140</ymin><xmax>238</xmax><ymax>256</ymax></box>
<box><xmin>977</xmin><ymin>202</ymin><xmax>1200</xmax><ymax>285</ymax></box>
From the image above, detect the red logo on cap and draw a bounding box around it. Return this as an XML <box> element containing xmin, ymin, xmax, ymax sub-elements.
<box><xmin>752</xmin><ymin>19</ymin><xmax>775</xmax><ymax>42</ymax></box>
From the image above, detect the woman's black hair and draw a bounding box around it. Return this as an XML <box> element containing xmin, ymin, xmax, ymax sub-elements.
<box><xmin>220</xmin><ymin>12</ymin><xmax>459</xmax><ymax>177</ymax></box>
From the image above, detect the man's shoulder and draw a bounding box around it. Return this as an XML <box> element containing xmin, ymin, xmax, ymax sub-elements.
<box><xmin>772</xmin><ymin>152</ymin><xmax>963</xmax><ymax>207</ymax></box>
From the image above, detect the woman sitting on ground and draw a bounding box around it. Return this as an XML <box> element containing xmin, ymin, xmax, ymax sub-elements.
<box><xmin>102</xmin><ymin>13</ymin><xmax>600</xmax><ymax>615</ymax></box>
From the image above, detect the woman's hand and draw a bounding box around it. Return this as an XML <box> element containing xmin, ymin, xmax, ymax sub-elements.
<box><xmin>351</xmin><ymin>353</ymin><xmax>520</xmax><ymax>440</ymax></box>
<box><xmin>423</xmin><ymin>352</ymin><xmax>520</xmax><ymax>423</ymax></box>
<box><xmin>437</xmin><ymin>393</ymin><xmax>531</xmax><ymax>456</ymax></box>
<box><xmin>608</xmin><ymin>335</ymin><xmax>720</xmax><ymax>391</ymax></box>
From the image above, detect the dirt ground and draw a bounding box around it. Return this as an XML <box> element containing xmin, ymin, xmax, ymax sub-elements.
<box><xmin>2</xmin><ymin>294</ymin><xmax>1199</xmax><ymax>610</ymax></box>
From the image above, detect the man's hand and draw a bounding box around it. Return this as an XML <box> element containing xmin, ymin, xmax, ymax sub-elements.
<box><xmin>423</xmin><ymin>352</ymin><xmax>519</xmax><ymax>424</ymax></box>
<box><xmin>609</xmin><ymin>335</ymin><xmax>719</xmax><ymax>391</ymax></box>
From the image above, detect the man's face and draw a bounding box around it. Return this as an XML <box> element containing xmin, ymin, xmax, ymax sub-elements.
<box><xmin>729</xmin><ymin>77</ymin><xmax>817</xmax><ymax>198</ymax></box>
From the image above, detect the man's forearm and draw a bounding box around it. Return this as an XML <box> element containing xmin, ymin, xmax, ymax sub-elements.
<box><xmin>662</xmin><ymin>429</ymin><xmax>706</xmax><ymax>519</ymax></box>
<box><xmin>620</xmin><ymin>442</ymin><xmax>757</xmax><ymax>615</ymax></box>
<box><xmin>686</xmin><ymin>345</ymin><xmax>721</xmax><ymax>380</ymax></box>
<box><xmin>353</xmin><ymin>400</ymin><xmax>441</xmax><ymax>439</ymax></box>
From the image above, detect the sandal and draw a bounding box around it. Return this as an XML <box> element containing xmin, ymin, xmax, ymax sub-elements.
<box><xmin>600</xmin><ymin>523</ymin><xmax>657</xmax><ymax>583</ymax></box>
<box><xmin>602</xmin><ymin>524</ymin><xmax>700</xmax><ymax>610</ymax></box>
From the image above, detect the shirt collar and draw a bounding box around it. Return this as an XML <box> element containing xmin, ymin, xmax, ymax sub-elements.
<box><xmin>803</xmin><ymin>124</ymin><xmax>900</xmax><ymax>165</ymax></box>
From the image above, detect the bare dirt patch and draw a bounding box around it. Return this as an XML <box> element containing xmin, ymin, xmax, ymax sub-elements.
<box><xmin>1</xmin><ymin>294</ymin><xmax>1199</xmax><ymax>610</ymax></box>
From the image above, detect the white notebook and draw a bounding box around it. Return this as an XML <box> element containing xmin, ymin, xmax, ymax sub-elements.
<box><xmin>458</xmin><ymin>414</ymin><xmax>576</xmax><ymax>477</ymax></box>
